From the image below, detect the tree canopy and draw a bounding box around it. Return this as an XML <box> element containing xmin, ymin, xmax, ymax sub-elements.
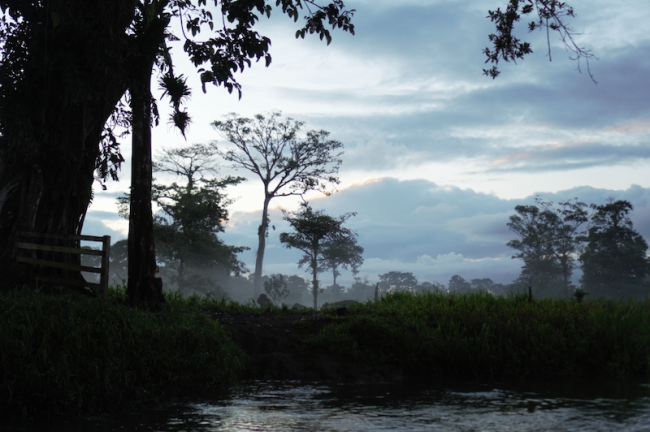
<box><xmin>483</xmin><ymin>0</ymin><xmax>596</xmax><ymax>81</ymax></box>
<box><xmin>212</xmin><ymin>111</ymin><xmax>344</xmax><ymax>298</ymax></box>
<box><xmin>378</xmin><ymin>271</ymin><xmax>418</xmax><ymax>294</ymax></box>
<box><xmin>118</xmin><ymin>144</ymin><xmax>247</xmax><ymax>294</ymax></box>
<box><xmin>580</xmin><ymin>200</ymin><xmax>650</xmax><ymax>297</ymax></box>
<box><xmin>280</xmin><ymin>202</ymin><xmax>356</xmax><ymax>309</ymax></box>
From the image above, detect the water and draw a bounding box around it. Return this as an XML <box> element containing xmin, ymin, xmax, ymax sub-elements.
<box><xmin>20</xmin><ymin>379</ymin><xmax>650</xmax><ymax>431</ymax></box>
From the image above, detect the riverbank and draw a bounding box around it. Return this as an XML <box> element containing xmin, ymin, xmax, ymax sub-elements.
<box><xmin>214</xmin><ymin>291</ymin><xmax>650</xmax><ymax>381</ymax></box>
<box><xmin>2</xmin><ymin>288</ymin><xmax>650</xmax><ymax>420</ymax></box>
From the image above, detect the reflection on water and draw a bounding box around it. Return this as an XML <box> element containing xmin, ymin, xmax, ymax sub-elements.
<box><xmin>22</xmin><ymin>378</ymin><xmax>650</xmax><ymax>431</ymax></box>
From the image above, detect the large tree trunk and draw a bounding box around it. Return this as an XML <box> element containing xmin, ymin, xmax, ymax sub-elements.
<box><xmin>126</xmin><ymin>25</ymin><xmax>166</xmax><ymax>307</ymax></box>
<box><xmin>0</xmin><ymin>1</ymin><xmax>135</xmax><ymax>287</ymax></box>
<box><xmin>254</xmin><ymin>194</ymin><xmax>273</xmax><ymax>298</ymax></box>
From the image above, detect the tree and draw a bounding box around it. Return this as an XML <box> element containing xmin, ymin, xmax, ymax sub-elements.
<box><xmin>211</xmin><ymin>112</ymin><xmax>344</xmax><ymax>299</ymax></box>
<box><xmin>538</xmin><ymin>197</ymin><xmax>589</xmax><ymax>295</ymax></box>
<box><xmin>378</xmin><ymin>271</ymin><xmax>418</xmax><ymax>294</ymax></box>
<box><xmin>507</xmin><ymin>197</ymin><xmax>589</xmax><ymax>297</ymax></box>
<box><xmin>507</xmin><ymin>203</ymin><xmax>563</xmax><ymax>295</ymax></box>
<box><xmin>470</xmin><ymin>278</ymin><xmax>494</xmax><ymax>292</ymax></box>
<box><xmin>118</xmin><ymin>144</ymin><xmax>247</xmax><ymax>292</ymax></box>
<box><xmin>320</xmin><ymin>237</ymin><xmax>364</xmax><ymax>292</ymax></box>
<box><xmin>264</xmin><ymin>274</ymin><xmax>290</xmax><ymax>305</ymax></box>
<box><xmin>0</xmin><ymin>1</ymin><xmax>355</xmax><ymax>302</ymax></box>
<box><xmin>483</xmin><ymin>0</ymin><xmax>597</xmax><ymax>81</ymax></box>
<box><xmin>448</xmin><ymin>275</ymin><xmax>471</xmax><ymax>293</ymax></box>
<box><xmin>349</xmin><ymin>275</ymin><xmax>375</xmax><ymax>300</ymax></box>
<box><xmin>279</xmin><ymin>202</ymin><xmax>356</xmax><ymax>309</ymax></box>
<box><xmin>580</xmin><ymin>200</ymin><xmax>650</xmax><ymax>298</ymax></box>
<box><xmin>0</xmin><ymin>1</ymin><xmax>134</xmax><ymax>289</ymax></box>
<box><xmin>152</xmin><ymin>144</ymin><xmax>247</xmax><ymax>288</ymax></box>
<box><xmin>279</xmin><ymin>274</ymin><xmax>308</xmax><ymax>305</ymax></box>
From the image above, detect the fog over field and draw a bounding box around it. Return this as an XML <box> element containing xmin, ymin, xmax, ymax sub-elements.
<box><xmin>81</xmin><ymin>0</ymin><xmax>650</xmax><ymax>290</ymax></box>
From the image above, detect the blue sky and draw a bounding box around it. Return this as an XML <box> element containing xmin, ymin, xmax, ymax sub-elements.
<box><xmin>83</xmin><ymin>0</ymin><xmax>650</xmax><ymax>287</ymax></box>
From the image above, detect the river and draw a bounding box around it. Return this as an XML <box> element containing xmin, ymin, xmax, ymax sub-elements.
<box><xmin>22</xmin><ymin>378</ymin><xmax>650</xmax><ymax>431</ymax></box>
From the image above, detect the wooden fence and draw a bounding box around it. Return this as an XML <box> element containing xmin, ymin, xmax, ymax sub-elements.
<box><xmin>15</xmin><ymin>232</ymin><xmax>111</xmax><ymax>298</ymax></box>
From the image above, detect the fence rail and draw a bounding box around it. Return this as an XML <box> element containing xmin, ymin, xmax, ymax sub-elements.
<box><xmin>15</xmin><ymin>232</ymin><xmax>111</xmax><ymax>298</ymax></box>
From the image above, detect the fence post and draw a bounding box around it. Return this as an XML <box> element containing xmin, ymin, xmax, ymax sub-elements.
<box><xmin>101</xmin><ymin>235</ymin><xmax>111</xmax><ymax>299</ymax></box>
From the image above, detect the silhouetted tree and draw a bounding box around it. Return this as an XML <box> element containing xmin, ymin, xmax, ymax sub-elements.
<box><xmin>280</xmin><ymin>203</ymin><xmax>357</xmax><ymax>309</ymax></box>
<box><xmin>349</xmin><ymin>275</ymin><xmax>375</xmax><ymax>300</ymax></box>
<box><xmin>470</xmin><ymin>278</ymin><xmax>494</xmax><ymax>291</ymax></box>
<box><xmin>264</xmin><ymin>274</ymin><xmax>290</xmax><ymax>305</ymax></box>
<box><xmin>537</xmin><ymin>197</ymin><xmax>590</xmax><ymax>295</ymax></box>
<box><xmin>378</xmin><ymin>271</ymin><xmax>418</xmax><ymax>293</ymax></box>
<box><xmin>119</xmin><ymin>144</ymin><xmax>247</xmax><ymax>293</ymax></box>
<box><xmin>319</xmin><ymin>237</ymin><xmax>364</xmax><ymax>292</ymax></box>
<box><xmin>448</xmin><ymin>275</ymin><xmax>471</xmax><ymax>293</ymax></box>
<box><xmin>211</xmin><ymin>112</ymin><xmax>344</xmax><ymax>299</ymax></box>
<box><xmin>507</xmin><ymin>203</ymin><xmax>564</xmax><ymax>295</ymax></box>
<box><xmin>285</xmin><ymin>275</ymin><xmax>310</xmax><ymax>305</ymax></box>
<box><xmin>580</xmin><ymin>200</ymin><xmax>650</xmax><ymax>297</ymax></box>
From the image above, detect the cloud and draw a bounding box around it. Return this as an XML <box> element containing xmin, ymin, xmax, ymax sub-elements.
<box><xmin>81</xmin><ymin>211</ymin><xmax>127</xmax><ymax>241</ymax></box>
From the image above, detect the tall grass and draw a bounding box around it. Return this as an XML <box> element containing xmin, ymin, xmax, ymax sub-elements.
<box><xmin>302</xmin><ymin>291</ymin><xmax>650</xmax><ymax>379</ymax></box>
<box><xmin>0</xmin><ymin>285</ymin><xmax>245</xmax><ymax>419</ymax></box>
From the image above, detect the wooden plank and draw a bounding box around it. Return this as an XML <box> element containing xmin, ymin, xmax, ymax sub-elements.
<box><xmin>16</xmin><ymin>257</ymin><xmax>101</xmax><ymax>273</ymax></box>
<box><xmin>16</xmin><ymin>242</ymin><xmax>103</xmax><ymax>256</ymax></box>
<box><xmin>17</xmin><ymin>232</ymin><xmax>105</xmax><ymax>242</ymax></box>
<box><xmin>31</xmin><ymin>275</ymin><xmax>101</xmax><ymax>291</ymax></box>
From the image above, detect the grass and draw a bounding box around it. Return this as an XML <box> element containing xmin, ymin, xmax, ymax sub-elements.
<box><xmin>5</xmin><ymin>285</ymin><xmax>650</xmax><ymax>419</ymax></box>
<box><xmin>0</xmin><ymin>285</ymin><xmax>245</xmax><ymax>420</ymax></box>
<box><xmin>301</xmin><ymin>291</ymin><xmax>650</xmax><ymax>379</ymax></box>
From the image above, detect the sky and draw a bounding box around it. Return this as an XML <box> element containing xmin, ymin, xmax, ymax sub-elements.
<box><xmin>83</xmin><ymin>0</ymin><xmax>650</xmax><ymax>288</ymax></box>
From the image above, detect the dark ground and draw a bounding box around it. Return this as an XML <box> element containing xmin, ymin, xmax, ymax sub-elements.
<box><xmin>209</xmin><ymin>310</ymin><xmax>407</xmax><ymax>382</ymax></box>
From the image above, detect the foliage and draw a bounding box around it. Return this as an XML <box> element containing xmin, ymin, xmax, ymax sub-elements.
<box><xmin>280</xmin><ymin>202</ymin><xmax>357</xmax><ymax>309</ymax></box>
<box><xmin>0</xmin><ymin>286</ymin><xmax>245</xmax><ymax>420</ymax></box>
<box><xmin>118</xmin><ymin>144</ymin><xmax>247</xmax><ymax>293</ymax></box>
<box><xmin>263</xmin><ymin>274</ymin><xmax>291</xmax><ymax>304</ymax></box>
<box><xmin>211</xmin><ymin>111</ymin><xmax>345</xmax><ymax>298</ymax></box>
<box><xmin>448</xmin><ymin>274</ymin><xmax>471</xmax><ymax>293</ymax></box>
<box><xmin>506</xmin><ymin>197</ymin><xmax>588</xmax><ymax>297</ymax></box>
<box><xmin>319</xmin><ymin>236</ymin><xmax>364</xmax><ymax>289</ymax></box>
<box><xmin>507</xmin><ymin>203</ymin><xmax>563</xmax><ymax>291</ymax></box>
<box><xmin>301</xmin><ymin>290</ymin><xmax>650</xmax><ymax>379</ymax></box>
<box><xmin>212</xmin><ymin>111</ymin><xmax>344</xmax><ymax>198</ymax></box>
<box><xmin>483</xmin><ymin>0</ymin><xmax>597</xmax><ymax>81</ymax></box>
<box><xmin>580</xmin><ymin>200</ymin><xmax>650</xmax><ymax>298</ymax></box>
<box><xmin>378</xmin><ymin>271</ymin><xmax>418</xmax><ymax>293</ymax></box>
